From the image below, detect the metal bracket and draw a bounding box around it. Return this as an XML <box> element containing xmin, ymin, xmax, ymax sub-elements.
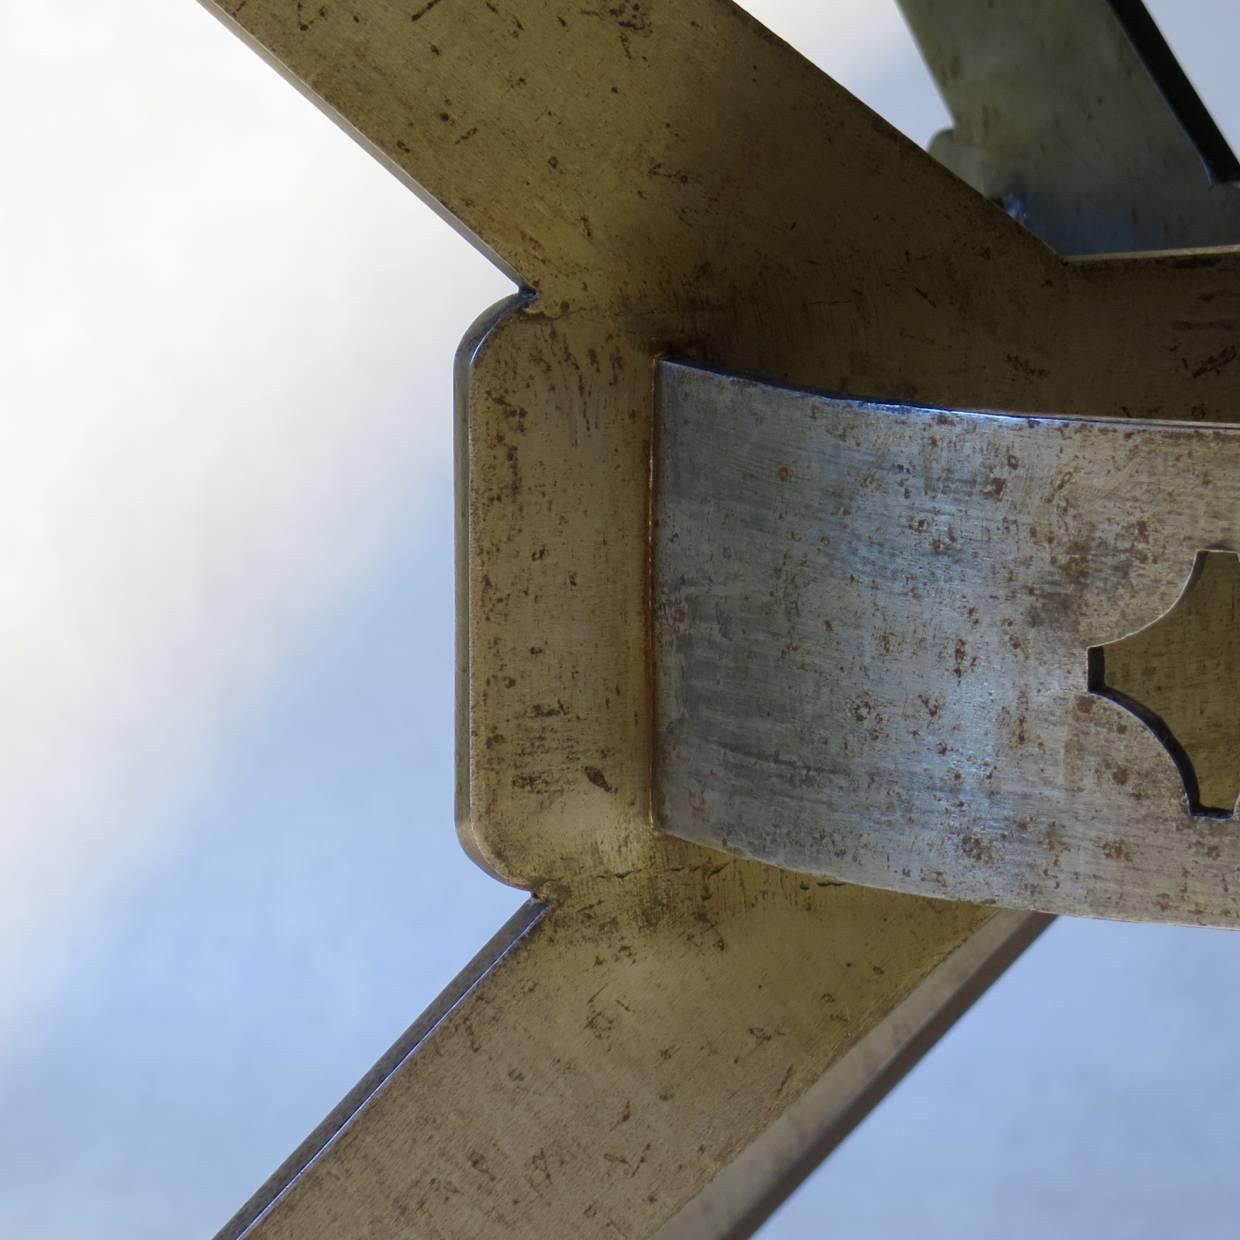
<box><xmin>898</xmin><ymin>0</ymin><xmax>1240</xmax><ymax>253</ymax></box>
<box><xmin>193</xmin><ymin>0</ymin><xmax>1240</xmax><ymax>1234</ymax></box>
<box><xmin>654</xmin><ymin>361</ymin><xmax>1240</xmax><ymax>927</ymax></box>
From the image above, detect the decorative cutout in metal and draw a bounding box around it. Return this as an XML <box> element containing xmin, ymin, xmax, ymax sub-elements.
<box><xmin>654</xmin><ymin>362</ymin><xmax>1240</xmax><ymax>928</ymax></box>
<box><xmin>1090</xmin><ymin>550</ymin><xmax>1240</xmax><ymax>819</ymax></box>
<box><xmin>190</xmin><ymin>0</ymin><xmax>1240</xmax><ymax>1235</ymax></box>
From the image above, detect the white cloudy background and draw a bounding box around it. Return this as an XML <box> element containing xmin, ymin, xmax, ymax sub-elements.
<box><xmin>1</xmin><ymin>1</ymin><xmax>1237</xmax><ymax>1236</ymax></box>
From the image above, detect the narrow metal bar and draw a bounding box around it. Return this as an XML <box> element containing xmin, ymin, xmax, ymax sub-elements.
<box><xmin>657</xmin><ymin>910</ymin><xmax>1052</xmax><ymax>1239</ymax></box>
<box><xmin>1108</xmin><ymin>0</ymin><xmax>1240</xmax><ymax>182</ymax></box>
<box><xmin>897</xmin><ymin>0</ymin><xmax>1240</xmax><ymax>252</ymax></box>
<box><xmin>214</xmin><ymin>900</ymin><xmax>547</xmax><ymax>1240</ymax></box>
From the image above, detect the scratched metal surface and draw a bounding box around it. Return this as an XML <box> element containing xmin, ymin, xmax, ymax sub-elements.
<box><xmin>898</xmin><ymin>0</ymin><xmax>1240</xmax><ymax>254</ymax></box>
<box><xmin>193</xmin><ymin>0</ymin><xmax>1240</xmax><ymax>1233</ymax></box>
<box><xmin>655</xmin><ymin>360</ymin><xmax>1240</xmax><ymax>926</ymax></box>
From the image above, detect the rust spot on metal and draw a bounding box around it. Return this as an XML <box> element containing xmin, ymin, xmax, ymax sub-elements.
<box><xmin>584</xmin><ymin>766</ymin><xmax>614</xmax><ymax>792</ymax></box>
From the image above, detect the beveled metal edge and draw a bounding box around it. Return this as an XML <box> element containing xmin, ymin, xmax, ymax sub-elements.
<box><xmin>454</xmin><ymin>290</ymin><xmax>536</xmax><ymax>881</ymax></box>
<box><xmin>897</xmin><ymin>0</ymin><xmax>1240</xmax><ymax>253</ymax></box>
<box><xmin>191</xmin><ymin>0</ymin><xmax>528</xmax><ymax>288</ymax></box>
<box><xmin>657</xmin><ymin>910</ymin><xmax>1051</xmax><ymax>1239</ymax></box>
<box><xmin>213</xmin><ymin>898</ymin><xmax>547</xmax><ymax>1240</ymax></box>
<box><xmin>1108</xmin><ymin>0</ymin><xmax>1240</xmax><ymax>183</ymax></box>
<box><xmin>659</xmin><ymin>355</ymin><xmax>1240</xmax><ymax>434</ymax></box>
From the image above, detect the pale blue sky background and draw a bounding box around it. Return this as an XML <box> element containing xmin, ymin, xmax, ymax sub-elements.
<box><xmin>0</xmin><ymin>2</ymin><xmax>1236</xmax><ymax>1236</ymax></box>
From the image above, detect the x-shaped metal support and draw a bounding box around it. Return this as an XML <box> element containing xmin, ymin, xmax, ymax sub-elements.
<box><xmin>197</xmin><ymin>2</ymin><xmax>1240</xmax><ymax>1235</ymax></box>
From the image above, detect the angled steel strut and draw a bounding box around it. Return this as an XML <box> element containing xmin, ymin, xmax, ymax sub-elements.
<box><xmin>194</xmin><ymin>1</ymin><xmax>1240</xmax><ymax>1236</ymax></box>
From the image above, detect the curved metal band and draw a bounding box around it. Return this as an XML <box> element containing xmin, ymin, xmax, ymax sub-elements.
<box><xmin>654</xmin><ymin>361</ymin><xmax>1240</xmax><ymax>927</ymax></box>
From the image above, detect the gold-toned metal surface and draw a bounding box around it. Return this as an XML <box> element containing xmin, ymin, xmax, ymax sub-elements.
<box><xmin>1093</xmin><ymin>549</ymin><xmax>1240</xmax><ymax>819</ymax></box>
<box><xmin>219</xmin><ymin>872</ymin><xmax>988</xmax><ymax>1239</ymax></box>
<box><xmin>214</xmin><ymin>899</ymin><xmax>549</xmax><ymax>1240</ymax></box>
<box><xmin>192</xmin><ymin>0</ymin><xmax>1240</xmax><ymax>1235</ymax></box>
<box><xmin>654</xmin><ymin>362</ymin><xmax>1240</xmax><ymax>925</ymax></box>
<box><xmin>655</xmin><ymin>908</ymin><xmax>1051</xmax><ymax>1240</ymax></box>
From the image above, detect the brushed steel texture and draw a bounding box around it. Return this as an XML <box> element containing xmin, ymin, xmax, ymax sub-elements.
<box><xmin>654</xmin><ymin>360</ymin><xmax>1240</xmax><ymax>926</ymax></box>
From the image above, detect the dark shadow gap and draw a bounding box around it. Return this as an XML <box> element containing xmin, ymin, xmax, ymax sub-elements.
<box><xmin>1109</xmin><ymin>0</ymin><xmax>1240</xmax><ymax>183</ymax></box>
